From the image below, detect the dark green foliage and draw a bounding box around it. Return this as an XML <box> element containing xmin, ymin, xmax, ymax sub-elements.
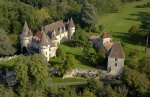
<box><xmin>56</xmin><ymin>48</ymin><xmax>63</xmax><ymax>57</ymax></box>
<box><xmin>0</xmin><ymin>28</ymin><xmax>16</xmax><ymax>56</ymax></box>
<box><xmin>128</xmin><ymin>25</ymin><xmax>141</xmax><ymax>41</ymax></box>
<box><xmin>122</xmin><ymin>66</ymin><xmax>149</xmax><ymax>96</ymax></box>
<box><xmin>88</xmin><ymin>53</ymin><xmax>99</xmax><ymax>66</ymax></box>
<box><xmin>81</xmin><ymin>1</ymin><xmax>98</xmax><ymax>32</ymax></box>
<box><xmin>71</xmin><ymin>28</ymin><xmax>87</xmax><ymax>47</ymax></box>
<box><xmin>98</xmin><ymin>24</ymin><xmax>104</xmax><ymax>33</ymax></box>
<box><xmin>54</xmin><ymin>53</ymin><xmax>75</xmax><ymax>76</ymax></box>
<box><xmin>141</xmin><ymin>13</ymin><xmax>150</xmax><ymax>53</ymax></box>
<box><xmin>139</xmin><ymin>57</ymin><xmax>150</xmax><ymax>79</ymax></box>
<box><xmin>128</xmin><ymin>49</ymin><xmax>139</xmax><ymax>57</ymax></box>
<box><xmin>98</xmin><ymin>46</ymin><xmax>106</xmax><ymax>65</ymax></box>
<box><xmin>14</xmin><ymin>54</ymin><xmax>50</xmax><ymax>96</ymax></box>
<box><xmin>87</xmin><ymin>79</ymin><xmax>98</xmax><ymax>94</ymax></box>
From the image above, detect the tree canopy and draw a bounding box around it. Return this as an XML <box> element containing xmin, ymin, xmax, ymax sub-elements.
<box><xmin>14</xmin><ymin>54</ymin><xmax>50</xmax><ymax>96</ymax></box>
<box><xmin>0</xmin><ymin>28</ymin><xmax>15</xmax><ymax>56</ymax></box>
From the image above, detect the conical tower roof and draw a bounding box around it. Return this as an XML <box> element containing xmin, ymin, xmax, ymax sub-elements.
<box><xmin>22</xmin><ymin>21</ymin><xmax>29</xmax><ymax>33</ymax></box>
<box><xmin>20</xmin><ymin>21</ymin><xmax>30</xmax><ymax>37</ymax></box>
<box><xmin>39</xmin><ymin>32</ymin><xmax>50</xmax><ymax>46</ymax></box>
<box><xmin>68</xmin><ymin>17</ymin><xmax>75</xmax><ymax>27</ymax></box>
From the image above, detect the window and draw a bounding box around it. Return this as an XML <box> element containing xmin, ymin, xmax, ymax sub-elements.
<box><xmin>115</xmin><ymin>58</ymin><xmax>117</xmax><ymax>61</ymax></box>
<box><xmin>46</xmin><ymin>52</ymin><xmax>47</xmax><ymax>55</ymax></box>
<box><xmin>115</xmin><ymin>62</ymin><xmax>117</xmax><ymax>66</ymax></box>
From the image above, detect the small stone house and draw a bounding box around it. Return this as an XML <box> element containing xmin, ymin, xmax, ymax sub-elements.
<box><xmin>107</xmin><ymin>42</ymin><xmax>125</xmax><ymax>75</ymax></box>
<box><xmin>89</xmin><ymin>33</ymin><xmax>125</xmax><ymax>76</ymax></box>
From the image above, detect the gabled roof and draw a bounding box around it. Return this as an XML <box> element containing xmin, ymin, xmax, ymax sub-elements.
<box><xmin>108</xmin><ymin>42</ymin><xmax>125</xmax><ymax>59</ymax></box>
<box><xmin>39</xmin><ymin>32</ymin><xmax>50</xmax><ymax>46</ymax></box>
<box><xmin>44</xmin><ymin>21</ymin><xmax>65</xmax><ymax>36</ymax></box>
<box><xmin>101</xmin><ymin>32</ymin><xmax>110</xmax><ymax>39</ymax></box>
<box><xmin>68</xmin><ymin>17</ymin><xmax>75</xmax><ymax>27</ymax></box>
<box><xmin>103</xmin><ymin>41</ymin><xmax>113</xmax><ymax>51</ymax></box>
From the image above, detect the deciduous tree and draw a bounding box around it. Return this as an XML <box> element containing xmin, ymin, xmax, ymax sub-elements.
<box><xmin>0</xmin><ymin>28</ymin><xmax>15</xmax><ymax>56</ymax></box>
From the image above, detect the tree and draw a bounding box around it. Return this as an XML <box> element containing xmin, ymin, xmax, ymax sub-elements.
<box><xmin>56</xmin><ymin>48</ymin><xmax>63</xmax><ymax>57</ymax></box>
<box><xmin>71</xmin><ymin>28</ymin><xmax>87</xmax><ymax>47</ymax></box>
<box><xmin>98</xmin><ymin>46</ymin><xmax>106</xmax><ymax>65</ymax></box>
<box><xmin>114</xmin><ymin>85</ymin><xmax>128</xmax><ymax>97</ymax></box>
<box><xmin>141</xmin><ymin>13</ymin><xmax>150</xmax><ymax>53</ymax></box>
<box><xmin>139</xmin><ymin>57</ymin><xmax>150</xmax><ymax>79</ymax></box>
<box><xmin>128</xmin><ymin>25</ymin><xmax>141</xmax><ymax>41</ymax></box>
<box><xmin>127</xmin><ymin>56</ymin><xmax>139</xmax><ymax>69</ymax></box>
<box><xmin>122</xmin><ymin>66</ymin><xmax>149</xmax><ymax>96</ymax></box>
<box><xmin>98</xmin><ymin>24</ymin><xmax>104</xmax><ymax>33</ymax></box>
<box><xmin>36</xmin><ymin>8</ymin><xmax>50</xmax><ymax>24</ymax></box>
<box><xmin>82</xmin><ymin>89</ymin><xmax>96</xmax><ymax>97</ymax></box>
<box><xmin>128</xmin><ymin>49</ymin><xmax>139</xmax><ymax>57</ymax></box>
<box><xmin>81</xmin><ymin>1</ymin><xmax>98</xmax><ymax>32</ymax></box>
<box><xmin>0</xmin><ymin>28</ymin><xmax>15</xmax><ymax>56</ymax></box>
<box><xmin>14</xmin><ymin>54</ymin><xmax>50</xmax><ymax>96</ymax></box>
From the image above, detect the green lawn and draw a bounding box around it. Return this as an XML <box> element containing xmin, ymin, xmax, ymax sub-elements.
<box><xmin>51</xmin><ymin>77</ymin><xmax>86</xmax><ymax>83</ymax></box>
<box><xmin>86</xmin><ymin>0</ymin><xmax>150</xmax><ymax>60</ymax></box>
<box><xmin>0</xmin><ymin>57</ymin><xmax>17</xmax><ymax>69</ymax></box>
<box><xmin>50</xmin><ymin>42</ymin><xmax>96</xmax><ymax>69</ymax></box>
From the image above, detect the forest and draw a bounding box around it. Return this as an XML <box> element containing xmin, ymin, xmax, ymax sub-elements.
<box><xmin>0</xmin><ymin>0</ymin><xmax>150</xmax><ymax>97</ymax></box>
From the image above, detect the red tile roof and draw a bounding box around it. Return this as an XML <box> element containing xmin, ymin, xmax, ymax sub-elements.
<box><xmin>101</xmin><ymin>32</ymin><xmax>110</xmax><ymax>38</ymax></box>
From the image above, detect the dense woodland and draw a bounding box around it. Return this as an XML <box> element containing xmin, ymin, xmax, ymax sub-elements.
<box><xmin>0</xmin><ymin>0</ymin><xmax>150</xmax><ymax>97</ymax></box>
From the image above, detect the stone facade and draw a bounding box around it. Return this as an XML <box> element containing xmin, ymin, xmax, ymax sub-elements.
<box><xmin>20</xmin><ymin>18</ymin><xmax>75</xmax><ymax>61</ymax></box>
<box><xmin>89</xmin><ymin>33</ymin><xmax>125</xmax><ymax>76</ymax></box>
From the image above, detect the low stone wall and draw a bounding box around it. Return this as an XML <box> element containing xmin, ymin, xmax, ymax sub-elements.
<box><xmin>63</xmin><ymin>68</ymin><xmax>107</xmax><ymax>79</ymax></box>
<box><xmin>0</xmin><ymin>55</ymin><xmax>18</xmax><ymax>62</ymax></box>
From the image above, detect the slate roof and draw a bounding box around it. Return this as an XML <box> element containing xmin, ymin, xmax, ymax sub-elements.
<box><xmin>44</xmin><ymin>21</ymin><xmax>65</xmax><ymax>36</ymax></box>
<box><xmin>108</xmin><ymin>42</ymin><xmax>125</xmax><ymax>59</ymax></box>
<box><xmin>101</xmin><ymin>32</ymin><xmax>110</xmax><ymax>39</ymax></box>
<box><xmin>68</xmin><ymin>17</ymin><xmax>75</xmax><ymax>27</ymax></box>
<box><xmin>20</xmin><ymin>21</ymin><xmax>32</xmax><ymax>37</ymax></box>
<box><xmin>39</xmin><ymin>32</ymin><xmax>50</xmax><ymax>46</ymax></box>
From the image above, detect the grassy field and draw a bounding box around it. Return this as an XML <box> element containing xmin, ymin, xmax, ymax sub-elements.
<box><xmin>50</xmin><ymin>42</ymin><xmax>96</xmax><ymax>69</ymax></box>
<box><xmin>0</xmin><ymin>58</ymin><xmax>17</xmax><ymax>69</ymax></box>
<box><xmin>51</xmin><ymin>77</ymin><xmax>86</xmax><ymax>83</ymax></box>
<box><xmin>86</xmin><ymin>0</ymin><xmax>150</xmax><ymax>60</ymax></box>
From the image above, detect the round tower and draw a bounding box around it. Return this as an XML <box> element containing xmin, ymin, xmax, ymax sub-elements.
<box><xmin>39</xmin><ymin>32</ymin><xmax>50</xmax><ymax>61</ymax></box>
<box><xmin>68</xmin><ymin>17</ymin><xmax>75</xmax><ymax>39</ymax></box>
<box><xmin>21</xmin><ymin>37</ymin><xmax>30</xmax><ymax>47</ymax></box>
<box><xmin>39</xmin><ymin>45</ymin><xmax>50</xmax><ymax>61</ymax></box>
<box><xmin>20</xmin><ymin>21</ymin><xmax>32</xmax><ymax>48</ymax></box>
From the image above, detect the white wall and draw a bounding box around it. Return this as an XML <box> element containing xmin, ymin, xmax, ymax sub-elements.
<box><xmin>21</xmin><ymin>37</ymin><xmax>30</xmax><ymax>47</ymax></box>
<box><xmin>49</xmin><ymin>47</ymin><xmax>57</xmax><ymax>57</ymax></box>
<box><xmin>107</xmin><ymin>58</ymin><xmax>124</xmax><ymax>75</ymax></box>
<box><xmin>39</xmin><ymin>45</ymin><xmax>50</xmax><ymax>61</ymax></box>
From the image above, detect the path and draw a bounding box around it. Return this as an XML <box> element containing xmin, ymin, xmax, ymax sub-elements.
<box><xmin>51</xmin><ymin>80</ymin><xmax>122</xmax><ymax>86</ymax></box>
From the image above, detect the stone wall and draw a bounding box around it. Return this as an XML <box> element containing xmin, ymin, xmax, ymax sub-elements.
<box><xmin>63</xmin><ymin>68</ymin><xmax>107</xmax><ymax>79</ymax></box>
<box><xmin>0</xmin><ymin>55</ymin><xmax>18</xmax><ymax>62</ymax></box>
<box><xmin>107</xmin><ymin>58</ymin><xmax>124</xmax><ymax>75</ymax></box>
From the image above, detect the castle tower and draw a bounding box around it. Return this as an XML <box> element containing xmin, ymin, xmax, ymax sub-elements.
<box><xmin>20</xmin><ymin>21</ymin><xmax>33</xmax><ymax>48</ymax></box>
<box><xmin>68</xmin><ymin>17</ymin><xmax>75</xmax><ymax>39</ymax></box>
<box><xmin>39</xmin><ymin>32</ymin><xmax>50</xmax><ymax>61</ymax></box>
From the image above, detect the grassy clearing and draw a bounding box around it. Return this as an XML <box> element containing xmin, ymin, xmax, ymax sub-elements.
<box><xmin>0</xmin><ymin>58</ymin><xmax>17</xmax><ymax>68</ymax></box>
<box><xmin>86</xmin><ymin>0</ymin><xmax>150</xmax><ymax>60</ymax></box>
<box><xmin>50</xmin><ymin>42</ymin><xmax>96</xmax><ymax>69</ymax></box>
<box><xmin>59</xmin><ymin>42</ymin><xmax>96</xmax><ymax>69</ymax></box>
<box><xmin>51</xmin><ymin>77</ymin><xmax>86</xmax><ymax>83</ymax></box>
